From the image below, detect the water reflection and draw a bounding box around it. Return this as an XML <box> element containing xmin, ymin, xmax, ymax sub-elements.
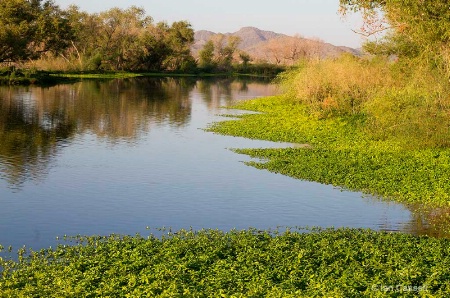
<box><xmin>0</xmin><ymin>77</ymin><xmax>449</xmax><ymax>252</ymax></box>
<box><xmin>0</xmin><ymin>77</ymin><xmax>276</xmax><ymax>188</ymax></box>
<box><xmin>403</xmin><ymin>204</ymin><xmax>450</xmax><ymax>238</ymax></box>
<box><xmin>0</xmin><ymin>77</ymin><xmax>205</xmax><ymax>187</ymax></box>
<box><xmin>0</xmin><ymin>89</ymin><xmax>75</xmax><ymax>186</ymax></box>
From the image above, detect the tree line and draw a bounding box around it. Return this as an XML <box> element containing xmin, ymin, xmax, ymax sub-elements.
<box><xmin>0</xmin><ymin>0</ymin><xmax>287</xmax><ymax>76</ymax></box>
<box><xmin>0</xmin><ymin>0</ymin><xmax>196</xmax><ymax>72</ymax></box>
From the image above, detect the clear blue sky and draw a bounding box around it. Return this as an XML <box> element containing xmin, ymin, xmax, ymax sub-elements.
<box><xmin>55</xmin><ymin>0</ymin><xmax>364</xmax><ymax>48</ymax></box>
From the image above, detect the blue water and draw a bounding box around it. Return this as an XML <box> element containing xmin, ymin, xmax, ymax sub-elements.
<box><xmin>0</xmin><ymin>77</ymin><xmax>416</xmax><ymax>251</ymax></box>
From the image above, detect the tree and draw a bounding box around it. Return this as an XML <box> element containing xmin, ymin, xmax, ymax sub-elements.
<box><xmin>0</xmin><ymin>0</ymin><xmax>34</xmax><ymax>62</ymax></box>
<box><xmin>0</xmin><ymin>0</ymin><xmax>72</xmax><ymax>62</ymax></box>
<box><xmin>209</xmin><ymin>34</ymin><xmax>241</xmax><ymax>71</ymax></box>
<box><xmin>138</xmin><ymin>23</ymin><xmax>172</xmax><ymax>71</ymax></box>
<box><xmin>265</xmin><ymin>36</ymin><xmax>317</xmax><ymax>65</ymax></box>
<box><xmin>198</xmin><ymin>40</ymin><xmax>215</xmax><ymax>71</ymax></box>
<box><xmin>64</xmin><ymin>5</ymin><xmax>102</xmax><ymax>69</ymax></box>
<box><xmin>239</xmin><ymin>52</ymin><xmax>252</xmax><ymax>68</ymax></box>
<box><xmin>31</xmin><ymin>1</ymin><xmax>73</xmax><ymax>57</ymax></box>
<box><xmin>137</xmin><ymin>21</ymin><xmax>195</xmax><ymax>72</ymax></box>
<box><xmin>339</xmin><ymin>0</ymin><xmax>450</xmax><ymax>75</ymax></box>
<box><xmin>96</xmin><ymin>6</ymin><xmax>153</xmax><ymax>70</ymax></box>
<box><xmin>162</xmin><ymin>21</ymin><xmax>195</xmax><ymax>71</ymax></box>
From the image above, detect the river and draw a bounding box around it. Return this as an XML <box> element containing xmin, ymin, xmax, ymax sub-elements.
<box><xmin>0</xmin><ymin>77</ymin><xmax>435</xmax><ymax>251</ymax></box>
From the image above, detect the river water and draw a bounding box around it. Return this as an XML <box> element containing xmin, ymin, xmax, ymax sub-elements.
<box><xmin>0</xmin><ymin>77</ymin><xmax>437</xmax><ymax>251</ymax></box>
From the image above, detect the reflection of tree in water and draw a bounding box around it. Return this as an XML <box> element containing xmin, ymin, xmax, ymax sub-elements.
<box><xmin>64</xmin><ymin>77</ymin><xmax>196</xmax><ymax>139</ymax></box>
<box><xmin>403</xmin><ymin>204</ymin><xmax>450</xmax><ymax>238</ymax></box>
<box><xmin>0</xmin><ymin>77</ymin><xmax>196</xmax><ymax>187</ymax></box>
<box><xmin>0</xmin><ymin>93</ymin><xmax>75</xmax><ymax>187</ymax></box>
<box><xmin>197</xmin><ymin>77</ymin><xmax>276</xmax><ymax>109</ymax></box>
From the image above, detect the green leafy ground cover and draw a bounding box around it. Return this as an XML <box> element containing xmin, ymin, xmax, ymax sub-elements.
<box><xmin>1</xmin><ymin>228</ymin><xmax>450</xmax><ymax>297</ymax></box>
<box><xmin>208</xmin><ymin>95</ymin><xmax>450</xmax><ymax>206</ymax></box>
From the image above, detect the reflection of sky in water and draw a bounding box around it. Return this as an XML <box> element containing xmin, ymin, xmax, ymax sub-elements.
<box><xmin>0</xmin><ymin>78</ymin><xmax>433</xmax><ymax>252</ymax></box>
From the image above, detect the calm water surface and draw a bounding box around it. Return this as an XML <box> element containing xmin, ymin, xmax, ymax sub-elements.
<box><xmin>0</xmin><ymin>77</ymin><xmax>440</xmax><ymax>250</ymax></box>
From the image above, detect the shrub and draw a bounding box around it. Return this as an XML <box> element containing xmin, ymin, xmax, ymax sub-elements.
<box><xmin>279</xmin><ymin>55</ymin><xmax>395</xmax><ymax>117</ymax></box>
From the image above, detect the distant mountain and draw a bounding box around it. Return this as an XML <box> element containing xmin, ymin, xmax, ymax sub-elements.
<box><xmin>192</xmin><ymin>27</ymin><xmax>285</xmax><ymax>54</ymax></box>
<box><xmin>192</xmin><ymin>27</ymin><xmax>361</xmax><ymax>64</ymax></box>
<box><xmin>230</xmin><ymin>26</ymin><xmax>286</xmax><ymax>48</ymax></box>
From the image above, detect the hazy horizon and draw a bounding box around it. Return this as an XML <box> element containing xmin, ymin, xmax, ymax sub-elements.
<box><xmin>54</xmin><ymin>0</ymin><xmax>365</xmax><ymax>48</ymax></box>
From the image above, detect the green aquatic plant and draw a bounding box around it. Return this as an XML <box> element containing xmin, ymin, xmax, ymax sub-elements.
<box><xmin>1</xmin><ymin>228</ymin><xmax>450</xmax><ymax>296</ymax></box>
<box><xmin>208</xmin><ymin>95</ymin><xmax>450</xmax><ymax>206</ymax></box>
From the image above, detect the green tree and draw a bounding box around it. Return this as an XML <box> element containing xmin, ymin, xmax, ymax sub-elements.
<box><xmin>31</xmin><ymin>1</ymin><xmax>73</xmax><ymax>57</ymax></box>
<box><xmin>0</xmin><ymin>0</ymin><xmax>72</xmax><ymax>62</ymax></box>
<box><xmin>198</xmin><ymin>40</ymin><xmax>216</xmax><ymax>71</ymax></box>
<box><xmin>220</xmin><ymin>35</ymin><xmax>241</xmax><ymax>70</ymax></box>
<box><xmin>96</xmin><ymin>6</ymin><xmax>153</xmax><ymax>70</ymax></box>
<box><xmin>339</xmin><ymin>0</ymin><xmax>450</xmax><ymax>75</ymax></box>
<box><xmin>138</xmin><ymin>23</ymin><xmax>172</xmax><ymax>71</ymax></box>
<box><xmin>239</xmin><ymin>52</ymin><xmax>252</xmax><ymax>69</ymax></box>
<box><xmin>161</xmin><ymin>21</ymin><xmax>195</xmax><ymax>71</ymax></box>
<box><xmin>0</xmin><ymin>0</ymin><xmax>33</xmax><ymax>62</ymax></box>
<box><xmin>209</xmin><ymin>34</ymin><xmax>241</xmax><ymax>71</ymax></box>
<box><xmin>64</xmin><ymin>5</ymin><xmax>102</xmax><ymax>69</ymax></box>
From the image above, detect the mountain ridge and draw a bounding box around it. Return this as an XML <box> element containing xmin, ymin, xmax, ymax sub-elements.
<box><xmin>192</xmin><ymin>27</ymin><xmax>361</xmax><ymax>64</ymax></box>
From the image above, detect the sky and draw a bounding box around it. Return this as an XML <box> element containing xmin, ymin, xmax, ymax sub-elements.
<box><xmin>55</xmin><ymin>0</ymin><xmax>366</xmax><ymax>48</ymax></box>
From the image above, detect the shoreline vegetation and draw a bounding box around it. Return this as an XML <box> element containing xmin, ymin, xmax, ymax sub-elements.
<box><xmin>209</xmin><ymin>55</ymin><xmax>450</xmax><ymax>207</ymax></box>
<box><xmin>0</xmin><ymin>68</ymin><xmax>285</xmax><ymax>86</ymax></box>
<box><xmin>2</xmin><ymin>228</ymin><xmax>450</xmax><ymax>296</ymax></box>
<box><xmin>3</xmin><ymin>0</ymin><xmax>450</xmax><ymax>295</ymax></box>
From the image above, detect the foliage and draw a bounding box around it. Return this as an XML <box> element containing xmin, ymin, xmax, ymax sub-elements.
<box><xmin>198</xmin><ymin>35</ymin><xmax>242</xmax><ymax>72</ymax></box>
<box><xmin>0</xmin><ymin>2</ymin><xmax>289</xmax><ymax>75</ymax></box>
<box><xmin>0</xmin><ymin>0</ymin><xmax>71</xmax><ymax>63</ymax></box>
<box><xmin>339</xmin><ymin>0</ymin><xmax>450</xmax><ymax>77</ymax></box>
<box><xmin>278</xmin><ymin>54</ymin><xmax>396</xmax><ymax>117</ymax></box>
<box><xmin>198</xmin><ymin>40</ymin><xmax>216</xmax><ymax>71</ymax></box>
<box><xmin>0</xmin><ymin>2</ymin><xmax>196</xmax><ymax>72</ymax></box>
<box><xmin>274</xmin><ymin>55</ymin><xmax>450</xmax><ymax>148</ymax></box>
<box><xmin>65</xmin><ymin>7</ymin><xmax>195</xmax><ymax>72</ymax></box>
<box><xmin>0</xmin><ymin>68</ymin><xmax>59</xmax><ymax>85</ymax></box>
<box><xmin>1</xmin><ymin>228</ymin><xmax>450</xmax><ymax>296</ymax></box>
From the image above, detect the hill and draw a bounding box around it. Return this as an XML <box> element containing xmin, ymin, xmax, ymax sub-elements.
<box><xmin>192</xmin><ymin>27</ymin><xmax>361</xmax><ymax>65</ymax></box>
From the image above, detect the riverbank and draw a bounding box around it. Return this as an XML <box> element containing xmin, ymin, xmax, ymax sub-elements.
<box><xmin>207</xmin><ymin>71</ymin><xmax>450</xmax><ymax>207</ymax></box>
<box><xmin>207</xmin><ymin>92</ymin><xmax>450</xmax><ymax>236</ymax></box>
<box><xmin>1</xmin><ymin>228</ymin><xmax>449</xmax><ymax>296</ymax></box>
<box><xmin>0</xmin><ymin>70</ymin><xmax>279</xmax><ymax>86</ymax></box>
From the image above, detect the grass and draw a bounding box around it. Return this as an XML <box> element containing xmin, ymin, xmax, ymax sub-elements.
<box><xmin>2</xmin><ymin>228</ymin><xmax>450</xmax><ymax>297</ymax></box>
<box><xmin>45</xmin><ymin>71</ymin><xmax>278</xmax><ymax>82</ymax></box>
<box><xmin>51</xmin><ymin>72</ymin><xmax>144</xmax><ymax>79</ymax></box>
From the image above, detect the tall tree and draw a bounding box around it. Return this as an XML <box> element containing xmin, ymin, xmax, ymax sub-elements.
<box><xmin>64</xmin><ymin>5</ymin><xmax>101</xmax><ymax>68</ymax></box>
<box><xmin>339</xmin><ymin>0</ymin><xmax>450</xmax><ymax>74</ymax></box>
<box><xmin>161</xmin><ymin>21</ymin><xmax>195</xmax><ymax>71</ymax></box>
<box><xmin>96</xmin><ymin>6</ymin><xmax>153</xmax><ymax>70</ymax></box>
<box><xmin>0</xmin><ymin>0</ymin><xmax>36</xmax><ymax>62</ymax></box>
<box><xmin>0</xmin><ymin>0</ymin><xmax>72</xmax><ymax>62</ymax></box>
<box><xmin>210</xmin><ymin>34</ymin><xmax>241</xmax><ymax>70</ymax></box>
<box><xmin>198</xmin><ymin>40</ymin><xmax>215</xmax><ymax>70</ymax></box>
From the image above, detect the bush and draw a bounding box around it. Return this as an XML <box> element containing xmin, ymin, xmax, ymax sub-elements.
<box><xmin>364</xmin><ymin>86</ymin><xmax>450</xmax><ymax>148</ymax></box>
<box><xmin>280</xmin><ymin>55</ymin><xmax>395</xmax><ymax>117</ymax></box>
